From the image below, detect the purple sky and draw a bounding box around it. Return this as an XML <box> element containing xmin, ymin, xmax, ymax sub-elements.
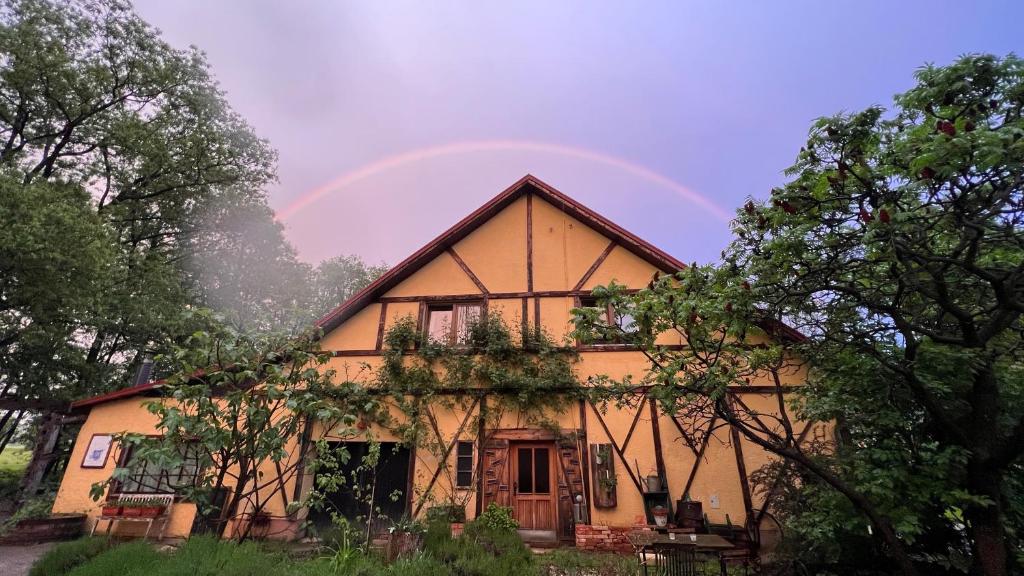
<box><xmin>134</xmin><ymin>1</ymin><xmax>1022</xmax><ymax>267</ymax></box>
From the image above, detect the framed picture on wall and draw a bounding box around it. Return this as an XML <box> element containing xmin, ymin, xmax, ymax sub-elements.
<box><xmin>81</xmin><ymin>434</ymin><xmax>113</xmax><ymax>468</ymax></box>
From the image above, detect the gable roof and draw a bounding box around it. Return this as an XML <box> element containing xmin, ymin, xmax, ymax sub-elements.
<box><xmin>316</xmin><ymin>174</ymin><xmax>686</xmax><ymax>334</ymax></box>
<box><xmin>71</xmin><ymin>175</ymin><xmax>802</xmax><ymax>411</ymax></box>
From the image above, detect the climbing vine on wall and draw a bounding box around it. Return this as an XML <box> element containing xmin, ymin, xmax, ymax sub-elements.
<box><xmin>362</xmin><ymin>314</ymin><xmax>588</xmax><ymax>514</ymax></box>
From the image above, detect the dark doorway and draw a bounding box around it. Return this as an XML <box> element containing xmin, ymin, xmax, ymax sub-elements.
<box><xmin>308</xmin><ymin>442</ymin><xmax>411</xmax><ymax>533</ymax></box>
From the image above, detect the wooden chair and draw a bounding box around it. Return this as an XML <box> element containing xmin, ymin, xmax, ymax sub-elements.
<box><xmin>639</xmin><ymin>542</ymin><xmax>698</xmax><ymax>576</ymax></box>
<box><xmin>91</xmin><ymin>493</ymin><xmax>174</xmax><ymax>540</ymax></box>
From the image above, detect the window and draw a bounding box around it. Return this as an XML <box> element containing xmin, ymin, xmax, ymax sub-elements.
<box><xmin>578</xmin><ymin>296</ymin><xmax>639</xmax><ymax>344</ymax></box>
<box><xmin>426</xmin><ymin>303</ymin><xmax>482</xmax><ymax>345</ymax></box>
<box><xmin>515</xmin><ymin>446</ymin><xmax>550</xmax><ymax>495</ymax></box>
<box><xmin>115</xmin><ymin>443</ymin><xmax>202</xmax><ymax>494</ymax></box>
<box><xmin>455</xmin><ymin>441</ymin><xmax>474</xmax><ymax>488</ymax></box>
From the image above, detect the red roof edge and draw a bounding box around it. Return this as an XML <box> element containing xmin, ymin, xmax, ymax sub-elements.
<box><xmin>70</xmin><ymin>379</ymin><xmax>166</xmax><ymax>410</ymax></box>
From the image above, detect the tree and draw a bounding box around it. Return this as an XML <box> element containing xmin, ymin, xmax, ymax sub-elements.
<box><xmin>310</xmin><ymin>255</ymin><xmax>389</xmax><ymax>321</ymax></box>
<box><xmin>92</xmin><ymin>317</ymin><xmax>375</xmax><ymax>541</ymax></box>
<box><xmin>576</xmin><ymin>54</ymin><xmax>1023</xmax><ymax>576</ymax></box>
<box><xmin>0</xmin><ymin>0</ymin><xmax>276</xmax><ymax>407</ymax></box>
<box><xmin>185</xmin><ymin>188</ymin><xmax>315</xmax><ymax>334</ymax></box>
<box><xmin>0</xmin><ymin>0</ymin><xmax>276</xmax><ymax>499</ymax></box>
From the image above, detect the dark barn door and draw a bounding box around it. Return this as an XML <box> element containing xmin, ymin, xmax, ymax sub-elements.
<box><xmin>308</xmin><ymin>442</ymin><xmax>411</xmax><ymax>532</ymax></box>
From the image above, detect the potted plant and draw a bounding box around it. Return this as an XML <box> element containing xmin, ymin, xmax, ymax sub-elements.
<box><xmin>386</xmin><ymin>517</ymin><xmax>425</xmax><ymax>561</ymax></box>
<box><xmin>101</xmin><ymin>501</ymin><xmax>122</xmax><ymax>517</ymax></box>
<box><xmin>651</xmin><ymin>505</ymin><xmax>669</xmax><ymax>527</ymax></box>
<box><xmin>427</xmin><ymin>503</ymin><xmax>466</xmax><ymax>538</ymax></box>
<box><xmin>138</xmin><ymin>498</ymin><xmax>167</xmax><ymax>518</ymax></box>
<box><xmin>121</xmin><ymin>501</ymin><xmax>144</xmax><ymax>517</ymax></box>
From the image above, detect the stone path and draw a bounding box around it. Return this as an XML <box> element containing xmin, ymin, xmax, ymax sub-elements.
<box><xmin>0</xmin><ymin>543</ymin><xmax>53</xmax><ymax>576</ymax></box>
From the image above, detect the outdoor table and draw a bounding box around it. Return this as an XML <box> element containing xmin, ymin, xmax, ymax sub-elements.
<box><xmin>631</xmin><ymin>532</ymin><xmax>734</xmax><ymax>575</ymax></box>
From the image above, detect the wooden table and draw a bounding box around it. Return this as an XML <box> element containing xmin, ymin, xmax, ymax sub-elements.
<box><xmin>632</xmin><ymin>533</ymin><xmax>734</xmax><ymax>575</ymax></box>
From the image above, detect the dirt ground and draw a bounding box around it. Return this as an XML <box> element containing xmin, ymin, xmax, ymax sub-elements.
<box><xmin>0</xmin><ymin>542</ymin><xmax>53</xmax><ymax>576</ymax></box>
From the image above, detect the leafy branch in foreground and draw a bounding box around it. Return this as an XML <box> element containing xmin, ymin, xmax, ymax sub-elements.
<box><xmin>576</xmin><ymin>54</ymin><xmax>1024</xmax><ymax>576</ymax></box>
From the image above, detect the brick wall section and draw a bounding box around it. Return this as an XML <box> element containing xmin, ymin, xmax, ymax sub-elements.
<box><xmin>574</xmin><ymin>524</ymin><xmax>651</xmax><ymax>554</ymax></box>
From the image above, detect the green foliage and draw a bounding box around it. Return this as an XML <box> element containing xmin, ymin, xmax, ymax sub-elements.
<box><xmin>90</xmin><ymin>321</ymin><xmax>372</xmax><ymax>541</ymax></box>
<box><xmin>0</xmin><ymin>0</ymin><xmax>278</xmax><ymax>414</ymax></box>
<box><xmin>425</xmin><ymin>504</ymin><xmax>467</xmax><ymax>523</ymax></box>
<box><xmin>28</xmin><ymin>537</ymin><xmax>114</xmax><ymax>576</ymax></box>
<box><xmin>151</xmin><ymin>535</ymin><xmax>291</xmax><ymax>576</ymax></box>
<box><xmin>472</xmin><ymin>503</ymin><xmax>519</xmax><ymax>534</ymax></box>
<box><xmin>0</xmin><ymin>443</ymin><xmax>30</xmax><ymax>501</ymax></box>
<box><xmin>381</xmin><ymin>555</ymin><xmax>453</xmax><ymax>576</ymax></box>
<box><xmin>42</xmin><ymin>531</ymin><xmax>544</xmax><ymax>576</ymax></box>
<box><xmin>64</xmin><ymin>541</ymin><xmax>161</xmax><ymax>576</ymax></box>
<box><xmin>538</xmin><ymin>548</ymin><xmax>636</xmax><ymax>576</ymax></box>
<box><xmin>574</xmin><ymin>53</ymin><xmax>1024</xmax><ymax>575</ymax></box>
<box><xmin>1</xmin><ymin>492</ymin><xmax>54</xmax><ymax>533</ymax></box>
<box><xmin>372</xmin><ymin>315</ymin><xmax>582</xmax><ymax>514</ymax></box>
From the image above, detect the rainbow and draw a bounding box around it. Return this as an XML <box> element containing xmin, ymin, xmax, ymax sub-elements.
<box><xmin>276</xmin><ymin>140</ymin><xmax>732</xmax><ymax>222</ymax></box>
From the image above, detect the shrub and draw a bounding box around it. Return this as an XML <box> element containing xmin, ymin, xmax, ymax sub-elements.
<box><xmin>28</xmin><ymin>538</ymin><xmax>115</xmax><ymax>576</ymax></box>
<box><xmin>65</xmin><ymin>541</ymin><xmax>161</xmax><ymax>576</ymax></box>
<box><xmin>2</xmin><ymin>493</ymin><xmax>56</xmax><ymax>534</ymax></box>
<box><xmin>539</xmin><ymin>549</ymin><xmax>635</xmax><ymax>576</ymax></box>
<box><xmin>422</xmin><ymin>518</ymin><xmax>456</xmax><ymax>559</ymax></box>
<box><xmin>473</xmin><ymin>503</ymin><xmax>517</xmax><ymax>533</ymax></box>
<box><xmin>151</xmin><ymin>535</ymin><xmax>290</xmax><ymax>576</ymax></box>
<box><xmin>425</xmin><ymin>504</ymin><xmax>466</xmax><ymax>523</ymax></box>
<box><xmin>382</xmin><ymin>555</ymin><xmax>453</xmax><ymax>576</ymax></box>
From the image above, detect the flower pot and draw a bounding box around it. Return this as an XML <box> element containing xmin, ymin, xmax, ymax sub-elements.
<box><xmin>122</xmin><ymin>507</ymin><xmax>143</xmax><ymax>517</ymax></box>
<box><xmin>138</xmin><ymin>506</ymin><xmax>163</xmax><ymax>518</ymax></box>
<box><xmin>101</xmin><ymin>505</ymin><xmax>122</xmax><ymax>517</ymax></box>
<box><xmin>652</xmin><ymin>506</ymin><xmax>669</xmax><ymax>528</ymax></box>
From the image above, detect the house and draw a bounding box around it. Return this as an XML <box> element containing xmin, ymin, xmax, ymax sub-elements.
<box><xmin>52</xmin><ymin>175</ymin><xmax>817</xmax><ymax>552</ymax></box>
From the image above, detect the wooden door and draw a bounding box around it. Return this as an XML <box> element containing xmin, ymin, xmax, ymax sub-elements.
<box><xmin>512</xmin><ymin>443</ymin><xmax>556</xmax><ymax>531</ymax></box>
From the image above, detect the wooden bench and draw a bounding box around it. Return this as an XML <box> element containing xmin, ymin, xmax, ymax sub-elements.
<box><xmin>91</xmin><ymin>494</ymin><xmax>174</xmax><ymax>540</ymax></box>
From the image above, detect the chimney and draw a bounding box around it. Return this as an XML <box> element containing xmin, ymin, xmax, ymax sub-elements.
<box><xmin>133</xmin><ymin>357</ymin><xmax>155</xmax><ymax>387</ymax></box>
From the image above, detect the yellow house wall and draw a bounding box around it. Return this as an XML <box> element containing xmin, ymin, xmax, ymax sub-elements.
<box><xmin>452</xmin><ymin>196</ymin><xmax>528</xmax><ymax>293</ymax></box>
<box><xmin>52</xmin><ymin>398</ymin><xmax>198</xmax><ymax>539</ymax></box>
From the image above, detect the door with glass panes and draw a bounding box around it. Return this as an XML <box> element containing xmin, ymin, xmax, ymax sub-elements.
<box><xmin>511</xmin><ymin>443</ymin><xmax>556</xmax><ymax>531</ymax></box>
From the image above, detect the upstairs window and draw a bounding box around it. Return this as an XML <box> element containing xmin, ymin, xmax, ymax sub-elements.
<box><xmin>578</xmin><ymin>295</ymin><xmax>639</xmax><ymax>344</ymax></box>
<box><xmin>426</xmin><ymin>303</ymin><xmax>482</xmax><ymax>345</ymax></box>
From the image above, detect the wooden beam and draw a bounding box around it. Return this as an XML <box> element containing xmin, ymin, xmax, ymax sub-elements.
<box><xmin>667</xmin><ymin>412</ymin><xmax>700</xmax><ymax>457</ymax></box>
<box><xmin>573</xmin><ymin>240</ymin><xmax>617</xmax><ymax>291</ymax></box>
<box><xmin>533</xmin><ymin>297</ymin><xmax>541</xmax><ymax>339</ymax></box>
<box><xmin>586</xmin><ymin>400</ymin><xmax>642</xmax><ymax>493</ymax></box>
<box><xmin>521</xmin><ymin>298</ymin><xmax>529</xmax><ymax>346</ymax></box>
<box><xmin>648</xmin><ymin>396</ymin><xmax>668</xmax><ymax>489</ymax></box>
<box><xmin>412</xmin><ymin>398</ymin><xmax>480</xmax><ymax>517</ymax></box>
<box><xmin>729</xmin><ymin>406</ymin><xmax>755</xmax><ymax>533</ymax></box>
<box><xmin>447</xmin><ymin>248</ymin><xmax>488</xmax><ymax>294</ymax></box>
<box><xmin>376</xmin><ymin>288</ymin><xmax>640</xmax><ymax>303</ymax></box>
<box><xmin>476</xmin><ymin>394</ymin><xmax>488</xmax><ymax>517</ymax></box>
<box><xmin>620</xmin><ymin>392</ymin><xmax>649</xmax><ymax>452</ymax></box>
<box><xmin>578</xmin><ymin>399</ymin><xmax>593</xmax><ymax>524</ymax></box>
<box><xmin>754</xmin><ymin>423</ymin><xmax>815</xmax><ymax>525</ymax></box>
<box><xmin>681</xmin><ymin>414</ymin><xmax>717</xmax><ymax>499</ymax></box>
<box><xmin>526</xmin><ymin>193</ymin><xmax>534</xmax><ymax>292</ymax></box>
<box><xmin>375</xmin><ymin>302</ymin><xmax>388</xmax><ymax>350</ymax></box>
